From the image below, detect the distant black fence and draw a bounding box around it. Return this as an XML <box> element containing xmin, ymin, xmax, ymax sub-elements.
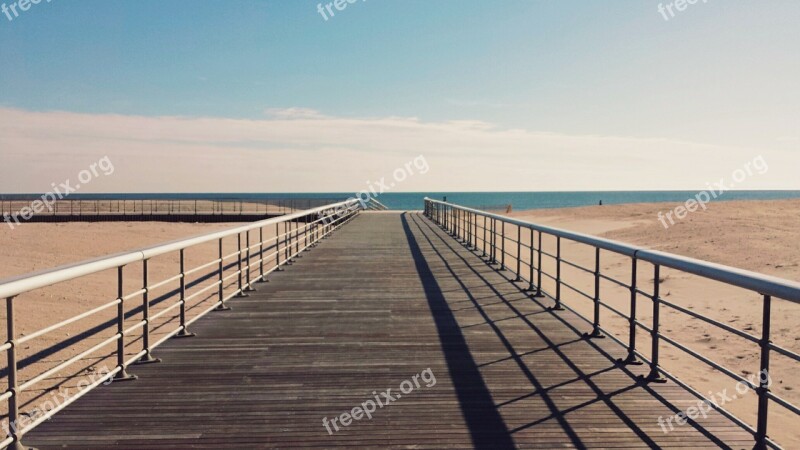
<box><xmin>0</xmin><ymin>197</ymin><xmax>346</xmax><ymax>223</ymax></box>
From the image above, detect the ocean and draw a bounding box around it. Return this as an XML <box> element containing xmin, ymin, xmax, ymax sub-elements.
<box><xmin>3</xmin><ymin>191</ymin><xmax>800</xmax><ymax>211</ymax></box>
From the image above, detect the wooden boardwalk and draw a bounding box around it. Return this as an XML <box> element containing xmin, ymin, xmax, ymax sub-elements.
<box><xmin>26</xmin><ymin>213</ymin><xmax>753</xmax><ymax>449</ymax></box>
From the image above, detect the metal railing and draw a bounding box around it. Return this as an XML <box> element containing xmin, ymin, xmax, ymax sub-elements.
<box><xmin>0</xmin><ymin>199</ymin><xmax>363</xmax><ymax>450</ymax></box>
<box><xmin>424</xmin><ymin>198</ymin><xmax>800</xmax><ymax>450</ymax></box>
<box><xmin>364</xmin><ymin>198</ymin><xmax>389</xmax><ymax>211</ymax></box>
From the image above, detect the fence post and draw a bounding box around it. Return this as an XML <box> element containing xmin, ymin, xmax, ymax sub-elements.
<box><xmin>275</xmin><ymin>222</ymin><xmax>283</xmax><ymax>271</ymax></box>
<box><xmin>5</xmin><ymin>296</ymin><xmax>41</xmax><ymax>450</ymax></box>
<box><xmin>490</xmin><ymin>218</ymin><xmax>497</xmax><ymax>264</ymax></box>
<box><xmin>175</xmin><ymin>250</ymin><xmax>196</xmax><ymax>338</ymax></box>
<box><xmin>587</xmin><ymin>248</ymin><xmax>604</xmax><ymax>338</ymax></box>
<box><xmin>515</xmin><ymin>225</ymin><xmax>522</xmax><ymax>281</ymax></box>
<box><xmin>136</xmin><ymin>259</ymin><xmax>161</xmax><ymax>365</ymax></box>
<box><xmin>647</xmin><ymin>264</ymin><xmax>665</xmax><ymax>380</ymax></box>
<box><xmin>528</xmin><ymin>228</ymin><xmax>535</xmax><ymax>291</ymax></box>
<box><xmin>535</xmin><ymin>231</ymin><xmax>544</xmax><ymax>297</ymax></box>
<box><xmin>754</xmin><ymin>294</ymin><xmax>772</xmax><ymax>449</ymax></box>
<box><xmin>552</xmin><ymin>236</ymin><xmax>564</xmax><ymax>310</ymax></box>
<box><xmin>500</xmin><ymin>221</ymin><xmax>506</xmax><ymax>270</ymax></box>
<box><xmin>482</xmin><ymin>216</ymin><xmax>487</xmax><ymax>258</ymax></box>
<box><xmin>622</xmin><ymin>256</ymin><xmax>641</xmax><ymax>365</ymax></box>
<box><xmin>113</xmin><ymin>268</ymin><xmax>137</xmax><ymax>381</ymax></box>
<box><xmin>259</xmin><ymin>227</ymin><xmax>266</xmax><ymax>281</ymax></box>
<box><xmin>216</xmin><ymin>238</ymin><xmax>231</xmax><ymax>311</ymax></box>
<box><xmin>244</xmin><ymin>231</ymin><xmax>255</xmax><ymax>292</ymax></box>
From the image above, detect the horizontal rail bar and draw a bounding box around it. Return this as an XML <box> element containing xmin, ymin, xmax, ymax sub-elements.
<box><xmin>0</xmin><ymin>199</ymin><xmax>360</xmax><ymax>299</ymax></box>
<box><xmin>426</xmin><ymin>198</ymin><xmax>800</xmax><ymax>303</ymax></box>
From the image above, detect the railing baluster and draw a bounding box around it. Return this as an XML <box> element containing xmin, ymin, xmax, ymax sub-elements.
<box><xmin>647</xmin><ymin>264</ymin><xmax>665</xmax><ymax>380</ymax></box>
<box><xmin>175</xmin><ymin>250</ymin><xmax>196</xmax><ymax>338</ymax></box>
<box><xmin>587</xmin><ymin>248</ymin><xmax>604</xmax><ymax>338</ymax></box>
<box><xmin>515</xmin><ymin>225</ymin><xmax>522</xmax><ymax>281</ymax></box>
<box><xmin>622</xmin><ymin>256</ymin><xmax>641</xmax><ymax>364</ymax></box>
<box><xmin>755</xmin><ymin>294</ymin><xmax>772</xmax><ymax>449</ymax></box>
<box><xmin>6</xmin><ymin>295</ymin><xmax>36</xmax><ymax>450</ymax></box>
<box><xmin>259</xmin><ymin>227</ymin><xmax>265</xmax><ymax>281</ymax></box>
<box><xmin>553</xmin><ymin>236</ymin><xmax>563</xmax><ymax>310</ymax></box>
<box><xmin>137</xmin><ymin>259</ymin><xmax>160</xmax><ymax>364</ymax></box>
<box><xmin>528</xmin><ymin>227</ymin><xmax>535</xmax><ymax>291</ymax></box>
<box><xmin>500</xmin><ymin>220</ymin><xmax>506</xmax><ymax>270</ymax></box>
<box><xmin>482</xmin><ymin>215</ymin><xmax>487</xmax><ymax>258</ymax></box>
<box><xmin>236</xmin><ymin>233</ymin><xmax>247</xmax><ymax>297</ymax></box>
<box><xmin>535</xmin><ymin>231</ymin><xmax>543</xmax><ymax>297</ymax></box>
<box><xmin>216</xmin><ymin>237</ymin><xmax>231</xmax><ymax>311</ymax></box>
<box><xmin>114</xmin><ymin>267</ymin><xmax>137</xmax><ymax>380</ymax></box>
<box><xmin>276</xmin><ymin>222</ymin><xmax>282</xmax><ymax>271</ymax></box>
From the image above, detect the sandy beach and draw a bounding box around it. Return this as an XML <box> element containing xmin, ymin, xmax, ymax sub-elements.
<box><xmin>1</xmin><ymin>199</ymin><xmax>798</xmax><ymax>446</ymax></box>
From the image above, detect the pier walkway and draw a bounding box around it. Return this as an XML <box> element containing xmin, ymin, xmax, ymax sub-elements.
<box><xmin>23</xmin><ymin>212</ymin><xmax>754</xmax><ymax>448</ymax></box>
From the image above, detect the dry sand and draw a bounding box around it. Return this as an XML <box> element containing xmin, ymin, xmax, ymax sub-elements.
<box><xmin>0</xmin><ymin>200</ymin><xmax>798</xmax><ymax>446</ymax></box>
<box><xmin>505</xmin><ymin>199</ymin><xmax>800</xmax><ymax>447</ymax></box>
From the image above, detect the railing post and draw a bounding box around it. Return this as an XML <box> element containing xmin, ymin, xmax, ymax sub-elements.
<box><xmin>755</xmin><ymin>294</ymin><xmax>772</xmax><ymax>449</ymax></box>
<box><xmin>490</xmin><ymin>218</ymin><xmax>496</xmax><ymax>264</ymax></box>
<box><xmin>622</xmin><ymin>256</ymin><xmax>641</xmax><ymax>365</ymax></box>
<box><xmin>275</xmin><ymin>223</ymin><xmax>283</xmax><ymax>271</ymax></box>
<box><xmin>528</xmin><ymin>227</ymin><xmax>535</xmax><ymax>291</ymax></box>
<box><xmin>175</xmin><ymin>250</ymin><xmax>196</xmax><ymax>338</ymax></box>
<box><xmin>473</xmin><ymin>212</ymin><xmax>478</xmax><ymax>250</ymax></box>
<box><xmin>113</xmin><ymin>267</ymin><xmax>137</xmax><ymax>381</ymax></box>
<box><xmin>236</xmin><ymin>233</ymin><xmax>244</xmax><ymax>293</ymax></box>
<box><xmin>454</xmin><ymin>208</ymin><xmax>459</xmax><ymax>239</ymax></box>
<box><xmin>464</xmin><ymin>211</ymin><xmax>472</xmax><ymax>249</ymax></box>
<box><xmin>552</xmin><ymin>236</ymin><xmax>564</xmax><ymax>310</ymax></box>
<box><xmin>515</xmin><ymin>225</ymin><xmax>522</xmax><ymax>281</ymax></box>
<box><xmin>245</xmin><ymin>230</ymin><xmax>256</xmax><ymax>291</ymax></box>
<box><xmin>482</xmin><ymin>216</ymin><xmax>487</xmax><ymax>258</ymax></box>
<box><xmin>587</xmin><ymin>248</ymin><xmax>604</xmax><ymax>338</ymax></box>
<box><xmin>259</xmin><ymin>227</ymin><xmax>265</xmax><ymax>281</ymax></box>
<box><xmin>295</xmin><ymin>222</ymin><xmax>300</xmax><ymax>257</ymax></box>
<box><xmin>500</xmin><ymin>221</ymin><xmax>506</xmax><ymax>270</ymax></box>
<box><xmin>535</xmin><ymin>231</ymin><xmax>544</xmax><ymax>297</ymax></box>
<box><xmin>136</xmin><ymin>259</ymin><xmax>161</xmax><ymax>365</ymax></box>
<box><xmin>6</xmin><ymin>296</ymin><xmax>40</xmax><ymax>450</ymax></box>
<box><xmin>647</xmin><ymin>264</ymin><xmax>665</xmax><ymax>380</ymax></box>
<box><xmin>284</xmin><ymin>221</ymin><xmax>291</xmax><ymax>263</ymax></box>
<box><xmin>216</xmin><ymin>237</ymin><xmax>231</xmax><ymax>311</ymax></box>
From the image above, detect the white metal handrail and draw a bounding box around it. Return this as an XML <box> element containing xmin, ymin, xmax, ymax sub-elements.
<box><xmin>0</xmin><ymin>199</ymin><xmax>363</xmax><ymax>450</ymax></box>
<box><xmin>424</xmin><ymin>197</ymin><xmax>800</xmax><ymax>450</ymax></box>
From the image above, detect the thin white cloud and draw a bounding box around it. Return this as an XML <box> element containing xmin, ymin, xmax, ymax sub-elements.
<box><xmin>0</xmin><ymin>107</ymin><xmax>797</xmax><ymax>193</ymax></box>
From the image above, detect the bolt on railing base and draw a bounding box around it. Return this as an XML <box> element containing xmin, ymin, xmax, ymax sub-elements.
<box><xmin>174</xmin><ymin>329</ymin><xmax>197</xmax><ymax>339</ymax></box>
<box><xmin>112</xmin><ymin>368</ymin><xmax>138</xmax><ymax>382</ymax></box>
<box><xmin>583</xmin><ymin>330</ymin><xmax>606</xmax><ymax>339</ymax></box>
<box><xmin>9</xmin><ymin>440</ymin><xmax>38</xmax><ymax>450</ymax></box>
<box><xmin>617</xmin><ymin>355</ymin><xmax>644</xmax><ymax>366</ymax></box>
<box><xmin>215</xmin><ymin>304</ymin><xmax>232</xmax><ymax>311</ymax></box>
<box><xmin>547</xmin><ymin>305</ymin><xmax>565</xmax><ymax>311</ymax></box>
<box><xmin>134</xmin><ymin>354</ymin><xmax>162</xmax><ymax>365</ymax></box>
<box><xmin>644</xmin><ymin>372</ymin><xmax>668</xmax><ymax>384</ymax></box>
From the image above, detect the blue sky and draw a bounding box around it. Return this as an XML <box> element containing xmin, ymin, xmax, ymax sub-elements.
<box><xmin>0</xmin><ymin>1</ymin><xmax>798</xmax><ymax>192</ymax></box>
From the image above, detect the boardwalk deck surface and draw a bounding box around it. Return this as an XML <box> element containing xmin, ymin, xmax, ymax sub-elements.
<box><xmin>26</xmin><ymin>213</ymin><xmax>753</xmax><ymax>449</ymax></box>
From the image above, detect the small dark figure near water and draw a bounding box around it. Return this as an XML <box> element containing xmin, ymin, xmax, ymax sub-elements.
<box><xmin>599</xmin><ymin>200</ymin><xmax>603</xmax><ymax>206</ymax></box>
